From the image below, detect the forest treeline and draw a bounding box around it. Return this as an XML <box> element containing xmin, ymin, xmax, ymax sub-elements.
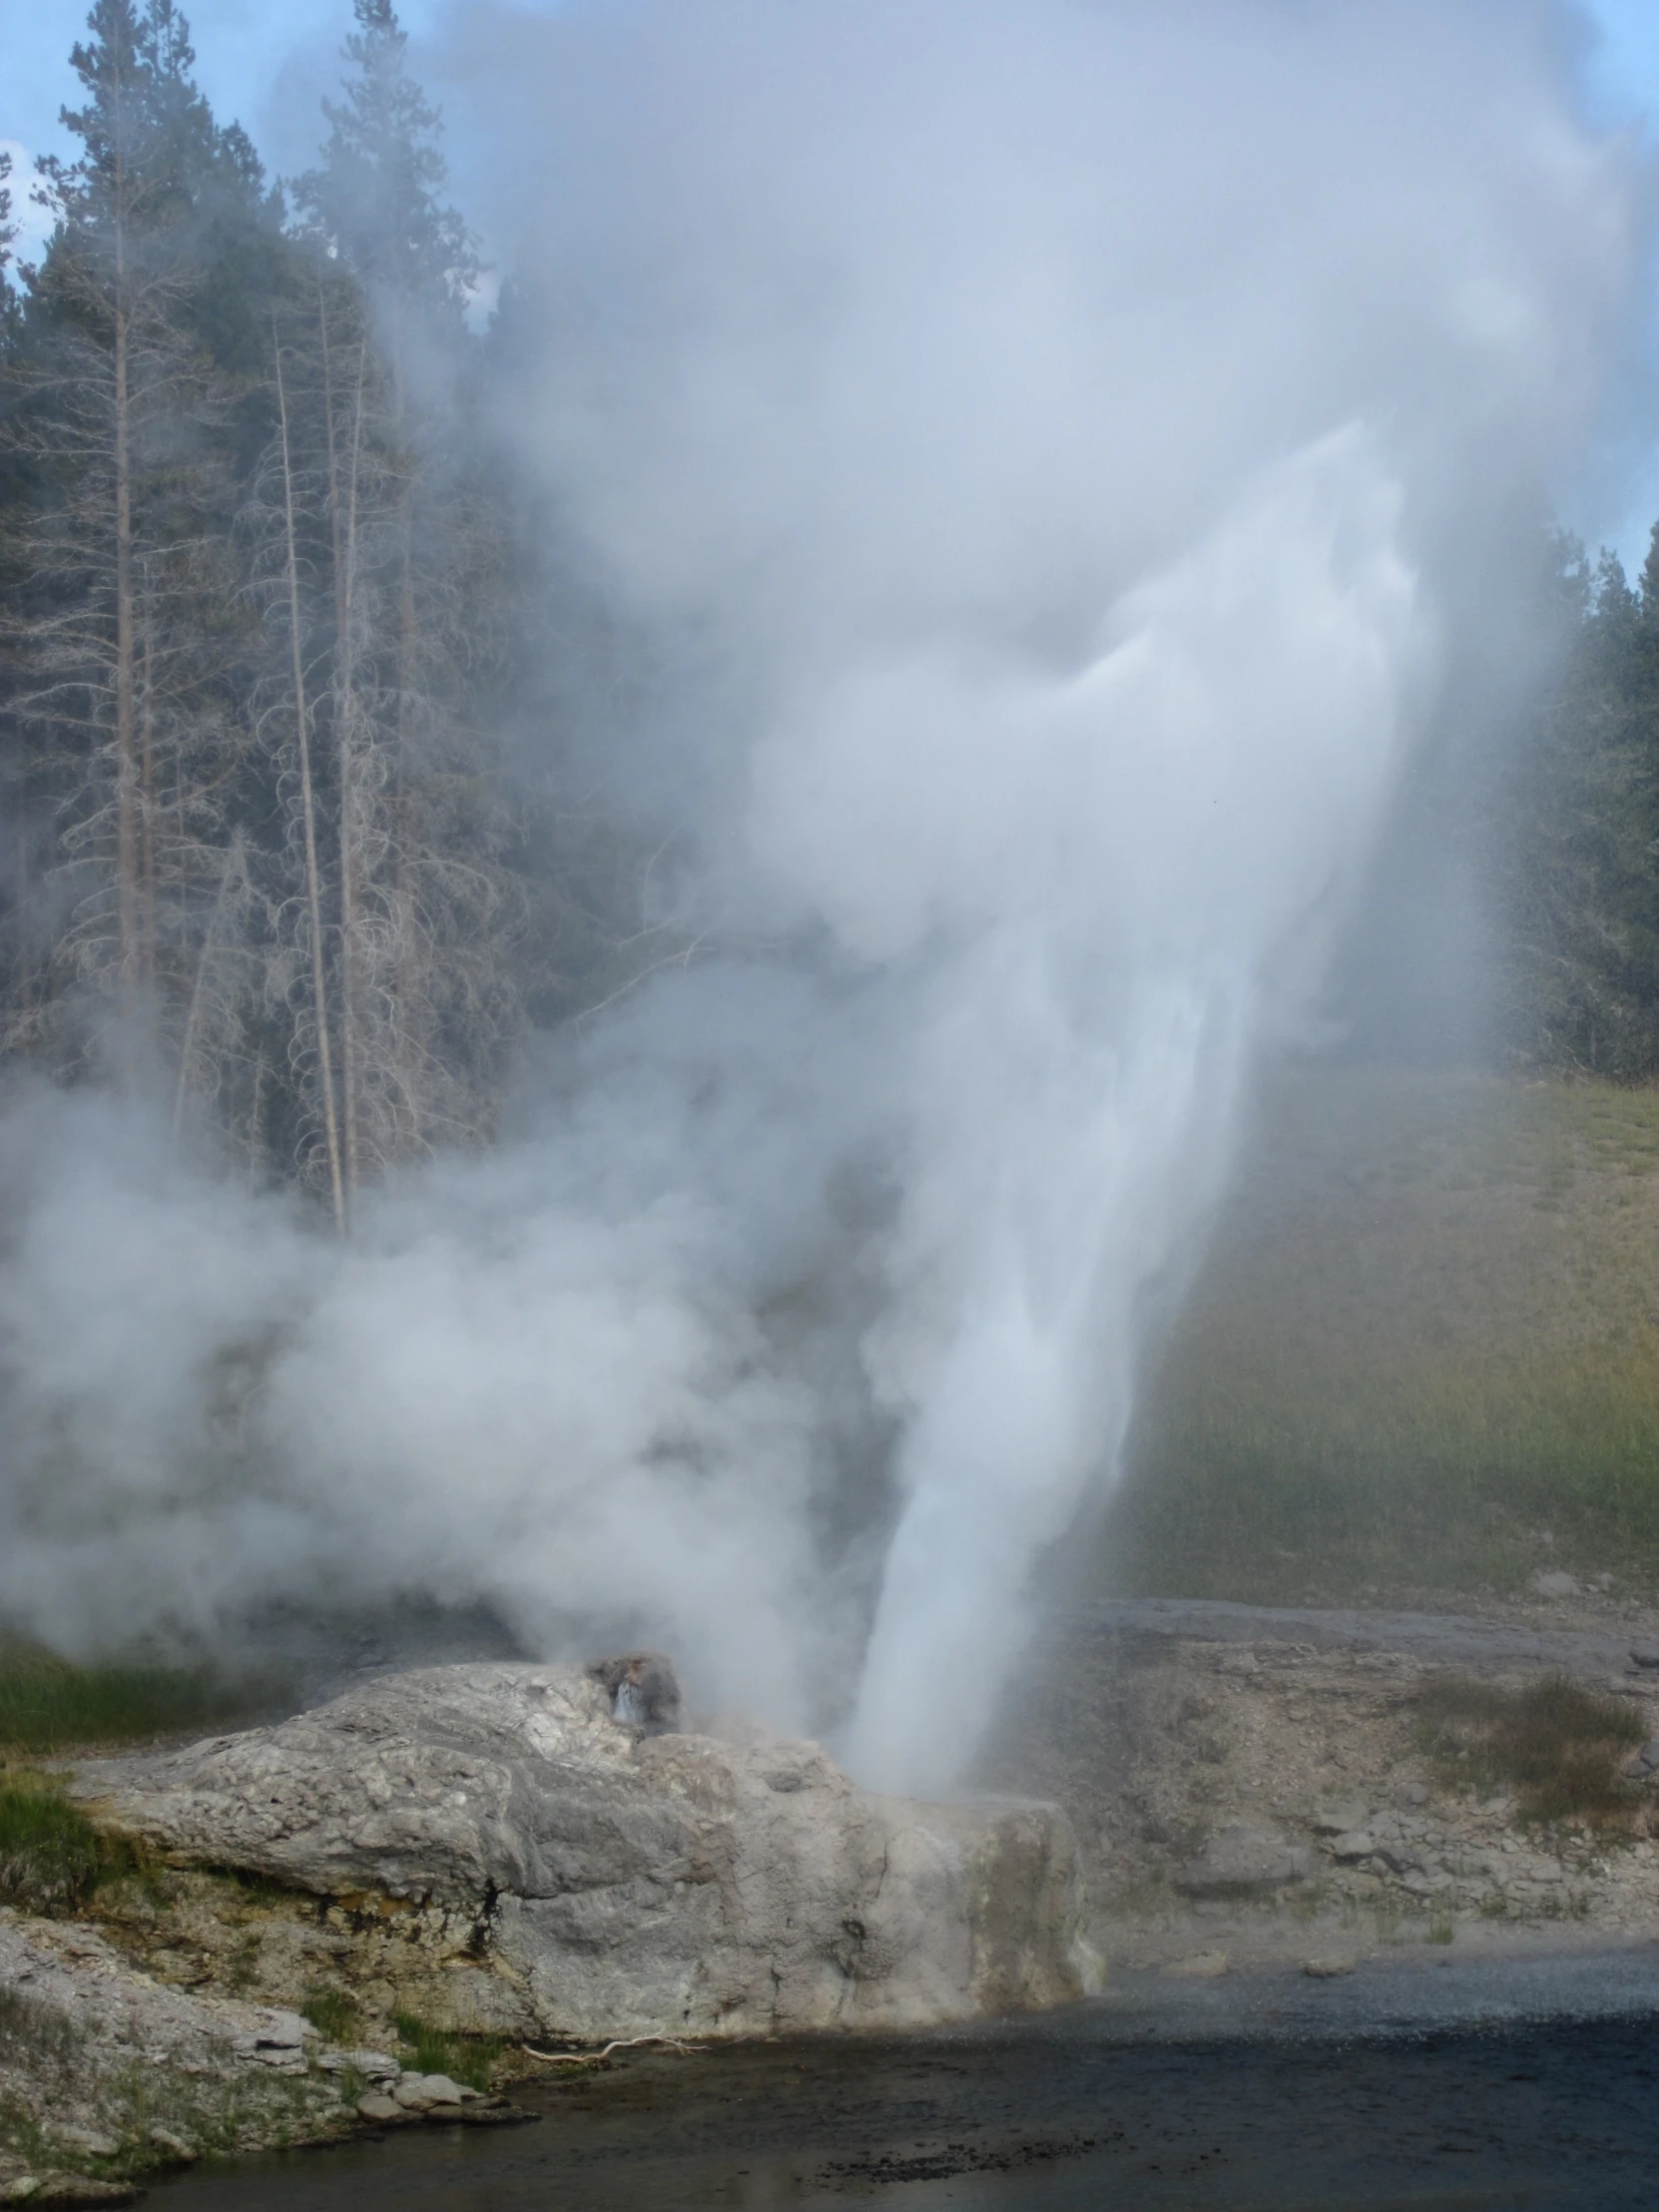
<box><xmin>3</xmin><ymin>0</ymin><xmax>1659</xmax><ymax>1228</ymax></box>
<box><xmin>0</xmin><ymin>0</ymin><xmax>644</xmax><ymax>1228</ymax></box>
<box><xmin>1494</xmin><ymin>530</ymin><xmax>1659</xmax><ymax>1081</ymax></box>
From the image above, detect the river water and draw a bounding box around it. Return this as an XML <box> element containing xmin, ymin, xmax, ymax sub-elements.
<box><xmin>154</xmin><ymin>1947</ymin><xmax>1659</xmax><ymax>2211</ymax></box>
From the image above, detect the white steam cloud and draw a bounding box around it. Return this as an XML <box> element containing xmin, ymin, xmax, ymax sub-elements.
<box><xmin>0</xmin><ymin>0</ymin><xmax>1641</xmax><ymax>1793</ymax></box>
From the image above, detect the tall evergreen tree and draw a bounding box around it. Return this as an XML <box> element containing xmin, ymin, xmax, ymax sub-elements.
<box><xmin>1491</xmin><ymin>532</ymin><xmax>1659</xmax><ymax>1077</ymax></box>
<box><xmin>0</xmin><ymin>0</ymin><xmax>609</xmax><ymax>1200</ymax></box>
<box><xmin>6</xmin><ymin>0</ymin><xmax>276</xmax><ymax>1065</ymax></box>
<box><xmin>293</xmin><ymin>0</ymin><xmax>477</xmax><ymax>332</ymax></box>
<box><xmin>0</xmin><ymin>150</ymin><xmax>15</xmax><ymax>312</ymax></box>
<box><xmin>286</xmin><ymin>0</ymin><xmax>514</xmax><ymax>1192</ymax></box>
<box><xmin>0</xmin><ymin>150</ymin><xmax>28</xmax><ymax>1023</ymax></box>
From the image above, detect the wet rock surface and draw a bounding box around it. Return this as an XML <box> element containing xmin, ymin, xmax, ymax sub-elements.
<box><xmin>64</xmin><ymin>1663</ymin><xmax>1087</xmax><ymax>2040</ymax></box>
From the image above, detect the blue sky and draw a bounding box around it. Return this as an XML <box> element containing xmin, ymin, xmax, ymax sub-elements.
<box><xmin>3</xmin><ymin>0</ymin><xmax>1659</xmax><ymax>556</ymax></box>
<box><xmin>0</xmin><ymin>0</ymin><xmax>542</xmax><ymax>251</ymax></box>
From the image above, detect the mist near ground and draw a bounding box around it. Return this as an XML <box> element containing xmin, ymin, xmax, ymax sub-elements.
<box><xmin>0</xmin><ymin>0</ymin><xmax>1645</xmax><ymax>1795</ymax></box>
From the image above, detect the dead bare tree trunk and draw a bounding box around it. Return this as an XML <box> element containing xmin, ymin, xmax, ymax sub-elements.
<box><xmin>247</xmin><ymin>1043</ymin><xmax>265</xmax><ymax>1192</ymax></box>
<box><xmin>139</xmin><ymin>572</ymin><xmax>157</xmax><ymax>983</ymax></box>
<box><xmin>320</xmin><ymin>287</ymin><xmax>365</xmax><ymax>1208</ymax></box>
<box><xmin>394</xmin><ymin>462</ymin><xmax>419</xmax><ymax>1144</ymax></box>
<box><xmin>13</xmin><ymin>793</ymin><xmax>31</xmax><ymax>1015</ymax></box>
<box><xmin>396</xmin><ymin>518</ymin><xmax>413</xmax><ymax>861</ymax></box>
<box><xmin>112</xmin><ymin>126</ymin><xmax>139</xmax><ymax>998</ymax></box>
<box><xmin>170</xmin><ymin>834</ymin><xmax>236</xmax><ymax>1144</ymax></box>
<box><xmin>391</xmin><ymin>346</ymin><xmax>419</xmax><ymax>1141</ymax></box>
<box><xmin>318</xmin><ymin>282</ymin><xmax>349</xmax><ymax>677</ymax></box>
<box><xmin>274</xmin><ymin>320</ymin><xmax>346</xmax><ymax>1238</ymax></box>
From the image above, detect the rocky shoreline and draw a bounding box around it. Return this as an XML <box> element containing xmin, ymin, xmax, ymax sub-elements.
<box><xmin>11</xmin><ymin>1595</ymin><xmax>1659</xmax><ymax>2200</ymax></box>
<box><xmin>0</xmin><ymin>1906</ymin><xmax>540</xmax><ymax>2206</ymax></box>
<box><xmin>0</xmin><ymin>1655</ymin><xmax>1085</xmax><ymax>2201</ymax></box>
<box><xmin>0</xmin><ymin>1914</ymin><xmax>360</xmax><ymax>2206</ymax></box>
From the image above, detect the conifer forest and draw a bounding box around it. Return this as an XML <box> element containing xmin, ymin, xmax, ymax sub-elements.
<box><xmin>0</xmin><ymin>0</ymin><xmax>645</xmax><ymax>1226</ymax></box>
<box><xmin>3</xmin><ymin>0</ymin><xmax>1659</xmax><ymax>1243</ymax></box>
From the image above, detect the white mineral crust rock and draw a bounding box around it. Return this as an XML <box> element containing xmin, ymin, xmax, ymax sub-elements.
<box><xmin>67</xmin><ymin>1663</ymin><xmax>1088</xmax><ymax>2037</ymax></box>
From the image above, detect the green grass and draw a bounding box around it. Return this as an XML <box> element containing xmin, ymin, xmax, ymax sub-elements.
<box><xmin>0</xmin><ymin>1641</ymin><xmax>263</xmax><ymax>1754</ymax></box>
<box><xmin>1101</xmin><ymin>1070</ymin><xmax>1659</xmax><ymax>1602</ymax></box>
<box><xmin>301</xmin><ymin>1987</ymin><xmax>359</xmax><ymax>2043</ymax></box>
<box><xmin>0</xmin><ymin>1774</ymin><xmax>132</xmax><ymax>1914</ymax></box>
<box><xmin>1413</xmin><ymin>1671</ymin><xmax>1645</xmax><ymax>1828</ymax></box>
<box><xmin>226</xmin><ymin>1932</ymin><xmax>264</xmax><ymax>1991</ymax></box>
<box><xmin>392</xmin><ymin>2010</ymin><xmax>500</xmax><ymax>2092</ymax></box>
<box><xmin>3</xmin><ymin>2050</ymin><xmax>354</xmax><ymax>2180</ymax></box>
<box><xmin>0</xmin><ymin>1980</ymin><xmax>82</xmax><ymax>2067</ymax></box>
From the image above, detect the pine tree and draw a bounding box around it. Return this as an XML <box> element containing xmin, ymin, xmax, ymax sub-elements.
<box><xmin>293</xmin><ymin>0</ymin><xmax>477</xmax><ymax>333</ymax></box>
<box><xmin>0</xmin><ymin>150</ymin><xmax>31</xmax><ymax>1022</ymax></box>
<box><xmin>0</xmin><ymin>150</ymin><xmax>16</xmax><ymax>310</ymax></box>
<box><xmin>289</xmin><ymin>0</ymin><xmax>516</xmax><ymax>1189</ymax></box>
<box><xmin>5</xmin><ymin>0</ymin><xmax>276</xmax><ymax>1078</ymax></box>
<box><xmin>1494</xmin><ymin>533</ymin><xmax>1659</xmax><ymax>1076</ymax></box>
<box><xmin>0</xmin><ymin>0</ymin><xmax>535</xmax><ymax>1194</ymax></box>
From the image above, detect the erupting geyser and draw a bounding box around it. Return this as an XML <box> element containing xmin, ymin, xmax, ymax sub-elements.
<box><xmin>0</xmin><ymin>0</ymin><xmax>1641</xmax><ymax>1798</ymax></box>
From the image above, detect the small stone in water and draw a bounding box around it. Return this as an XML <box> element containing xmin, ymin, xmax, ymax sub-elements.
<box><xmin>393</xmin><ymin>2074</ymin><xmax>464</xmax><ymax>2110</ymax></box>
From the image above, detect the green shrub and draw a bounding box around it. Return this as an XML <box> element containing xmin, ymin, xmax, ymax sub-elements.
<box><xmin>392</xmin><ymin>2011</ymin><xmax>500</xmax><ymax>2092</ymax></box>
<box><xmin>1414</xmin><ymin>1672</ymin><xmax>1644</xmax><ymax>1828</ymax></box>
<box><xmin>0</xmin><ymin>1776</ymin><xmax>129</xmax><ymax>1914</ymax></box>
<box><xmin>301</xmin><ymin>1987</ymin><xmax>358</xmax><ymax>2043</ymax></box>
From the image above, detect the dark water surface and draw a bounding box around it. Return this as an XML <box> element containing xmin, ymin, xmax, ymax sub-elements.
<box><xmin>155</xmin><ymin>1949</ymin><xmax>1659</xmax><ymax>2211</ymax></box>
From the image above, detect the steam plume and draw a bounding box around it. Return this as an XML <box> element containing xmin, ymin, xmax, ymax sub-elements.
<box><xmin>0</xmin><ymin>0</ymin><xmax>1640</xmax><ymax>1793</ymax></box>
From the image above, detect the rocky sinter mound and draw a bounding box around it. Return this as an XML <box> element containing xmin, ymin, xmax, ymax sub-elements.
<box><xmin>65</xmin><ymin>1662</ymin><xmax>1088</xmax><ymax>2039</ymax></box>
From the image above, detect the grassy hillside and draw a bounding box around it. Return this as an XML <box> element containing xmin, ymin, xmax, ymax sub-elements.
<box><xmin>0</xmin><ymin>1645</ymin><xmax>264</xmax><ymax>1756</ymax></box>
<box><xmin>1104</xmin><ymin>1071</ymin><xmax>1659</xmax><ymax>1605</ymax></box>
